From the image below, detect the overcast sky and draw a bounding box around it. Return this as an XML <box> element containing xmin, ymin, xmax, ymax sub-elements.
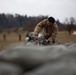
<box><xmin>0</xmin><ymin>0</ymin><xmax>76</xmax><ymax>22</ymax></box>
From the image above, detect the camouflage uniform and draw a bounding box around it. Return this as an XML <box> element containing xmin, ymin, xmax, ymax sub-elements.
<box><xmin>34</xmin><ymin>19</ymin><xmax>58</xmax><ymax>41</ymax></box>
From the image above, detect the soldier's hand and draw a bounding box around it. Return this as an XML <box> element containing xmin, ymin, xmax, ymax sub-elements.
<box><xmin>45</xmin><ymin>40</ymin><xmax>49</xmax><ymax>43</ymax></box>
<box><xmin>34</xmin><ymin>36</ymin><xmax>38</xmax><ymax>39</ymax></box>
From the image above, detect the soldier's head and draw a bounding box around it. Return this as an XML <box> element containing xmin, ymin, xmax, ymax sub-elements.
<box><xmin>47</xmin><ymin>17</ymin><xmax>55</xmax><ymax>26</ymax></box>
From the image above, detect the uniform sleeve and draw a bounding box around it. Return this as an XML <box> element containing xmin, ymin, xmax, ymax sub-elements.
<box><xmin>51</xmin><ymin>24</ymin><xmax>58</xmax><ymax>41</ymax></box>
<box><xmin>34</xmin><ymin>19</ymin><xmax>46</xmax><ymax>36</ymax></box>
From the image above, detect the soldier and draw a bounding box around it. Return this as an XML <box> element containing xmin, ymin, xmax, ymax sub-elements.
<box><xmin>34</xmin><ymin>16</ymin><xmax>58</xmax><ymax>44</ymax></box>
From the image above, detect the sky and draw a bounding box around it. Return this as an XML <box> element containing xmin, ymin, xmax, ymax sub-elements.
<box><xmin>0</xmin><ymin>0</ymin><xmax>76</xmax><ymax>23</ymax></box>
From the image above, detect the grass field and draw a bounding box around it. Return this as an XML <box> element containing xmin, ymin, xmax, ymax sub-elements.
<box><xmin>0</xmin><ymin>32</ymin><xmax>26</xmax><ymax>50</ymax></box>
<box><xmin>0</xmin><ymin>31</ymin><xmax>76</xmax><ymax>50</ymax></box>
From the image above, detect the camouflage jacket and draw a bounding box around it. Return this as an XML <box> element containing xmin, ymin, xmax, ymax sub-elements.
<box><xmin>34</xmin><ymin>19</ymin><xmax>58</xmax><ymax>40</ymax></box>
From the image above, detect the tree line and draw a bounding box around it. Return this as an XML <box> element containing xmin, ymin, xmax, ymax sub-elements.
<box><xmin>0</xmin><ymin>13</ymin><xmax>76</xmax><ymax>34</ymax></box>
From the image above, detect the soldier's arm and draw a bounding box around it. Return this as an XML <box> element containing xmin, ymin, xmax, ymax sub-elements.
<box><xmin>34</xmin><ymin>20</ymin><xmax>45</xmax><ymax>36</ymax></box>
<box><xmin>48</xmin><ymin>25</ymin><xmax>58</xmax><ymax>43</ymax></box>
<box><xmin>51</xmin><ymin>25</ymin><xmax>58</xmax><ymax>43</ymax></box>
